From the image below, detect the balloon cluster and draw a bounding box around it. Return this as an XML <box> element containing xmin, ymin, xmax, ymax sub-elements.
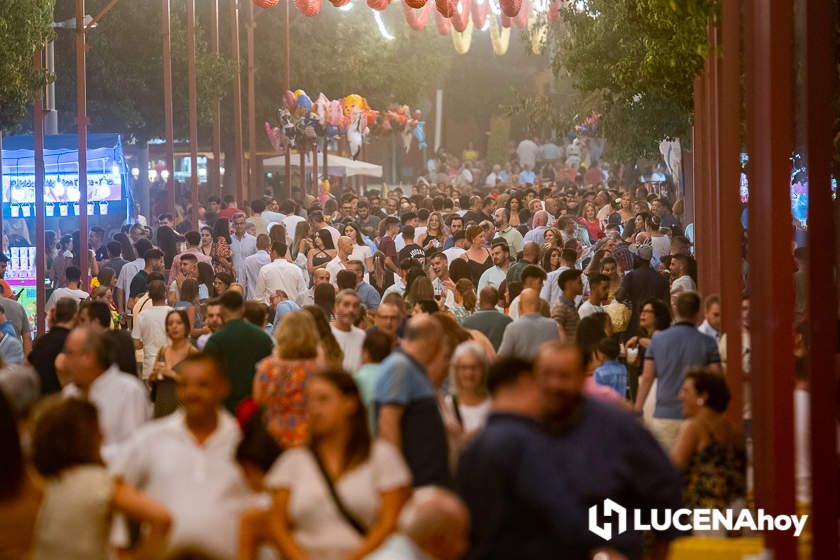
<box><xmin>574</xmin><ymin>111</ymin><xmax>601</xmax><ymax>134</ymax></box>
<box><xmin>376</xmin><ymin>103</ymin><xmax>427</xmax><ymax>152</ymax></box>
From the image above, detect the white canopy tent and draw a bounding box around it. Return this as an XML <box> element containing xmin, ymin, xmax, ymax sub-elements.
<box><xmin>263</xmin><ymin>152</ymin><xmax>382</xmax><ymax>178</ymax></box>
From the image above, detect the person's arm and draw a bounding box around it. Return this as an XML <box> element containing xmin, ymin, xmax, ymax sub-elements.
<box><xmin>634</xmin><ymin>359</ymin><xmax>656</xmax><ymax>413</ymax></box>
<box><xmin>377</xmin><ymin>404</ymin><xmax>405</xmax><ymax>450</ymax></box>
<box><xmin>255</xmin><ymin>269</ymin><xmax>268</xmax><ymax>304</ymax></box>
<box><xmin>349</xmin><ymin>486</ymin><xmax>411</xmax><ymax>560</ymax></box>
<box><xmin>238</xmin><ymin>506</ymin><xmax>273</xmax><ymax>560</ymax></box>
<box><xmin>267</xmin><ymin>488</ymin><xmax>308</xmax><ymax>560</ymax></box>
<box><xmin>670</xmin><ymin>420</ymin><xmax>700</xmax><ymax>470</ymax></box>
<box><xmin>111</xmin><ymin>479</ymin><xmax>172</xmax><ymax>560</ymax></box>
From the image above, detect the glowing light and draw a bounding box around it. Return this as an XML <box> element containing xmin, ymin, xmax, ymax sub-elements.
<box><xmin>161</xmin><ymin>170</ymin><xmax>170</xmax><ymax>181</ymax></box>
<box><xmin>131</xmin><ymin>167</ymin><xmax>140</xmax><ymax>179</ymax></box>
<box><xmin>148</xmin><ymin>169</ymin><xmax>158</xmax><ymax>182</ymax></box>
<box><xmin>373</xmin><ymin>10</ymin><xmax>395</xmax><ymax>40</ymax></box>
<box><xmin>220</xmin><ymin>166</ymin><xmax>226</xmax><ymax>175</ymax></box>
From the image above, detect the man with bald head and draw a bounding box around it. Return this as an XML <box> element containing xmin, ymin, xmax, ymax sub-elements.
<box><xmin>523</xmin><ymin>210</ymin><xmax>550</xmax><ymax>245</ymax></box>
<box><xmin>374</xmin><ymin>315</ymin><xmax>452</xmax><ymax>488</ymax></box>
<box><xmin>506</xmin><ymin>241</ymin><xmax>541</xmax><ymax>286</ymax></box>
<box><xmin>367</xmin><ymin>486</ymin><xmax>469</xmax><ymax>560</ymax></box>
<box><xmin>61</xmin><ymin>326</ymin><xmax>150</xmax><ymax>461</ymax></box>
<box><xmin>327</xmin><ymin>235</ymin><xmax>355</xmax><ymax>285</ymax></box>
<box><xmin>497</xmin><ymin>288</ymin><xmax>561</xmax><ymax>360</ymax></box>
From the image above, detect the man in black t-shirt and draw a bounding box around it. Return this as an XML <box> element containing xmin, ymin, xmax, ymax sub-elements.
<box><xmin>398</xmin><ymin>225</ymin><xmax>426</xmax><ymax>265</ymax></box>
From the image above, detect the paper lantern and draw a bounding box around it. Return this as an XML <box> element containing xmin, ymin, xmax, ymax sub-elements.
<box><xmin>451</xmin><ymin>0</ymin><xmax>470</xmax><ymax>32</ymax></box>
<box><xmin>253</xmin><ymin>0</ymin><xmax>280</xmax><ymax>7</ymax></box>
<box><xmin>499</xmin><ymin>0</ymin><xmax>520</xmax><ymax>17</ymax></box>
<box><xmin>403</xmin><ymin>1</ymin><xmax>431</xmax><ymax>30</ymax></box>
<box><xmin>404</xmin><ymin>0</ymin><xmax>427</xmax><ymax>7</ymax></box>
<box><xmin>512</xmin><ymin>0</ymin><xmax>528</xmax><ymax>28</ymax></box>
<box><xmin>471</xmin><ymin>0</ymin><xmax>488</xmax><ymax>28</ymax></box>
<box><xmin>294</xmin><ymin>0</ymin><xmax>322</xmax><ymax>16</ymax></box>
<box><xmin>436</xmin><ymin>0</ymin><xmax>457</xmax><ymax>18</ymax></box>
<box><xmin>500</xmin><ymin>13</ymin><xmax>512</xmax><ymax>28</ymax></box>
<box><xmin>434</xmin><ymin>9</ymin><xmax>452</xmax><ymax>34</ymax></box>
<box><xmin>330</xmin><ymin>0</ymin><xmax>351</xmax><ymax>5</ymax></box>
<box><xmin>368</xmin><ymin>0</ymin><xmax>390</xmax><ymax>9</ymax></box>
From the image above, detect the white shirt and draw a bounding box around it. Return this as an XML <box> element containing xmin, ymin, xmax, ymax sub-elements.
<box><xmin>326</xmin><ymin>256</ymin><xmax>350</xmax><ymax>286</ymax></box>
<box><xmin>230</xmin><ymin>233</ymin><xmax>257</xmax><ymax>281</ymax></box>
<box><xmin>477</xmin><ymin>265</ymin><xmax>507</xmax><ymax>294</ymax></box>
<box><xmin>46</xmin><ymin>287</ymin><xmax>89</xmax><ymax>311</ymax></box>
<box><xmin>112</xmin><ymin>409</ymin><xmax>255</xmax><ymax>560</ymax></box>
<box><xmin>578</xmin><ymin>300</ymin><xmax>605</xmax><ymax>319</ymax></box>
<box><xmin>516</xmin><ymin>139</ymin><xmax>539</xmax><ymax>168</ymax></box>
<box><xmin>255</xmin><ymin>258</ymin><xmax>308</xmax><ymax>305</ymax></box>
<box><xmin>267</xmin><ymin>441</ymin><xmax>410</xmax><ymax>560</ymax></box>
<box><xmin>698</xmin><ymin>319</ymin><xmax>720</xmax><ymax>344</ymax></box>
<box><xmin>331</xmin><ymin>325</ymin><xmax>366</xmax><ymax>373</ymax></box>
<box><xmin>131</xmin><ymin>305</ymin><xmax>173</xmax><ymax>379</ymax></box>
<box><xmin>485</xmin><ymin>172</ymin><xmax>499</xmax><ymax>187</ymax></box>
<box><xmin>443</xmin><ymin>246</ymin><xmax>466</xmax><ymax>263</ymax></box>
<box><xmin>116</xmin><ymin>258</ymin><xmax>145</xmax><ymax>307</ymax></box>
<box><xmin>670</xmin><ymin>274</ymin><xmax>696</xmax><ymax>297</ymax></box>
<box><xmin>242</xmin><ymin>250</ymin><xmax>271</xmax><ymax>300</ymax></box>
<box><xmin>64</xmin><ymin>365</ymin><xmax>151</xmax><ymax>463</ymax></box>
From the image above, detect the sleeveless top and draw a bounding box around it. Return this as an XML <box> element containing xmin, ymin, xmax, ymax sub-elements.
<box><xmin>311</xmin><ymin>249</ymin><xmax>332</xmax><ymax>268</ymax></box>
<box><xmin>466</xmin><ymin>251</ymin><xmax>493</xmax><ymax>286</ymax></box>
<box><xmin>682</xmin><ymin>423</ymin><xmax>746</xmax><ymax>510</ymax></box>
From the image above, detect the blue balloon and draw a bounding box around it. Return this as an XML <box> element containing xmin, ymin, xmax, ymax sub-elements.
<box><xmin>414</xmin><ymin>121</ymin><xmax>427</xmax><ymax>150</ymax></box>
<box><xmin>296</xmin><ymin>94</ymin><xmax>312</xmax><ymax>112</ymax></box>
<box><xmin>791</xmin><ymin>194</ymin><xmax>808</xmax><ymax>222</ymax></box>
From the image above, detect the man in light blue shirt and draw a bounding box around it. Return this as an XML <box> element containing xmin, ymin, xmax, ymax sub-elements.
<box><xmin>230</xmin><ymin>213</ymin><xmax>258</xmax><ymax>281</ymax></box>
<box><xmin>517</xmin><ymin>163</ymin><xmax>536</xmax><ymax>185</ymax></box>
<box><xmin>523</xmin><ymin>210</ymin><xmax>550</xmax><ymax>246</ymax></box>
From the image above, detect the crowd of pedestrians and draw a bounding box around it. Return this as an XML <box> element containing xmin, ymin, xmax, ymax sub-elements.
<box><xmin>0</xmin><ymin>148</ymin><xmax>810</xmax><ymax>560</ymax></box>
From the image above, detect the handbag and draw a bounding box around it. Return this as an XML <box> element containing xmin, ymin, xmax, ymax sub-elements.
<box><xmin>310</xmin><ymin>447</ymin><xmax>368</xmax><ymax>536</ymax></box>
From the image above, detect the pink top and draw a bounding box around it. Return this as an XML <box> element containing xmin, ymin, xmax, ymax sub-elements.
<box><xmin>584</xmin><ymin>377</ymin><xmax>624</xmax><ymax>406</ymax></box>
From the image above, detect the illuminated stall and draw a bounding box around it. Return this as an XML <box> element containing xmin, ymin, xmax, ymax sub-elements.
<box><xmin>1</xmin><ymin>133</ymin><xmax>132</xmax><ymax>324</ymax></box>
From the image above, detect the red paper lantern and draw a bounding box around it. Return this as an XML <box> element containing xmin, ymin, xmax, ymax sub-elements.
<box><xmin>436</xmin><ymin>0</ymin><xmax>457</xmax><ymax>18</ymax></box>
<box><xmin>404</xmin><ymin>0</ymin><xmax>427</xmax><ymax>7</ymax></box>
<box><xmin>499</xmin><ymin>0</ymin><xmax>520</xmax><ymax>17</ymax></box>
<box><xmin>253</xmin><ymin>0</ymin><xmax>280</xmax><ymax>7</ymax></box>
<box><xmin>294</xmin><ymin>0</ymin><xmax>322</xmax><ymax>16</ymax></box>
<box><xmin>434</xmin><ymin>9</ymin><xmax>452</xmax><ymax>34</ymax></box>
<box><xmin>471</xmin><ymin>0</ymin><xmax>488</xmax><ymax>28</ymax></box>
<box><xmin>330</xmin><ymin>0</ymin><xmax>351</xmax><ymax>6</ymax></box>
<box><xmin>512</xmin><ymin>0</ymin><xmax>528</xmax><ymax>27</ymax></box>
<box><xmin>451</xmin><ymin>0</ymin><xmax>469</xmax><ymax>32</ymax></box>
<box><xmin>403</xmin><ymin>1</ymin><xmax>431</xmax><ymax>30</ymax></box>
<box><xmin>367</xmin><ymin>0</ymin><xmax>389</xmax><ymax>9</ymax></box>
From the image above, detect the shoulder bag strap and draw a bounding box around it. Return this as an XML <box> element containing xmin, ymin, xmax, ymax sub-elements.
<box><xmin>310</xmin><ymin>447</ymin><xmax>368</xmax><ymax>536</ymax></box>
<box><xmin>450</xmin><ymin>394</ymin><xmax>464</xmax><ymax>427</ymax></box>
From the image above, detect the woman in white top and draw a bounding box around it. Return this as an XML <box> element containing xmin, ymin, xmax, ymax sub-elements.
<box><xmin>343</xmin><ymin>222</ymin><xmax>374</xmax><ymax>273</ymax></box>
<box><xmin>31</xmin><ymin>397</ymin><xmax>171</xmax><ymax>560</ymax></box>
<box><xmin>262</xmin><ymin>369</ymin><xmax>410</xmax><ymax>560</ymax></box>
<box><xmin>442</xmin><ymin>341</ymin><xmax>492</xmax><ymax>466</ymax></box>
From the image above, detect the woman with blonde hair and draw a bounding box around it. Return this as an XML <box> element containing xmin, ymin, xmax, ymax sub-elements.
<box><xmin>417</xmin><ymin>211</ymin><xmax>446</xmax><ymax>252</ymax></box>
<box><xmin>254</xmin><ymin>310</ymin><xmax>324</xmax><ymax>448</ymax></box>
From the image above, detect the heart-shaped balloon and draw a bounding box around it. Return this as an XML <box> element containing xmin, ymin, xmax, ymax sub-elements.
<box><xmin>499</xmin><ymin>0</ymin><xmax>520</xmax><ymax>17</ymax></box>
<box><xmin>436</xmin><ymin>0</ymin><xmax>457</xmax><ymax>18</ymax></box>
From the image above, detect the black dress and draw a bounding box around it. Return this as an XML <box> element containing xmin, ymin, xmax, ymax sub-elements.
<box><xmin>466</xmin><ymin>250</ymin><xmax>493</xmax><ymax>287</ymax></box>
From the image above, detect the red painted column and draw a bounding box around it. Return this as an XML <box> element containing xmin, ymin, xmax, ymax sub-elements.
<box><xmin>745</xmin><ymin>0</ymin><xmax>796</xmax><ymax>556</ymax></box>
<box><xmin>803</xmin><ymin>0</ymin><xmax>839</xmax><ymax>556</ymax></box>
<box><xmin>719</xmin><ymin>0</ymin><xmax>743</xmax><ymax>426</ymax></box>
<box><xmin>33</xmin><ymin>50</ymin><xmax>47</xmax><ymax>336</ymax></box>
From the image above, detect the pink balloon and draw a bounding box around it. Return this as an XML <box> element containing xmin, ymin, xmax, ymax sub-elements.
<box><xmin>499</xmin><ymin>0</ymin><xmax>520</xmax><ymax>17</ymax></box>
<box><xmin>403</xmin><ymin>1</ymin><xmax>431</xmax><ymax>30</ymax></box>
<box><xmin>294</xmin><ymin>0</ymin><xmax>322</xmax><ymax>16</ymax></box>
<box><xmin>283</xmin><ymin>90</ymin><xmax>297</xmax><ymax>112</ymax></box>
<box><xmin>470</xmin><ymin>0</ymin><xmax>488</xmax><ymax>28</ymax></box>
<box><xmin>436</xmin><ymin>0</ymin><xmax>457</xmax><ymax>18</ymax></box>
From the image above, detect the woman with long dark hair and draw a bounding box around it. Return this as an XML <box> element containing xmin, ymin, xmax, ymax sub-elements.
<box><xmin>626</xmin><ymin>297</ymin><xmax>671</xmax><ymax>407</ymax></box>
<box><xmin>150</xmin><ymin>309</ymin><xmax>199</xmax><ymax>418</ymax></box>
<box><xmin>260</xmin><ymin>370</ymin><xmax>410</xmax><ymax>560</ymax></box>
<box><xmin>212</xmin><ymin>217</ymin><xmax>234</xmax><ymax>276</ymax></box>
<box><xmin>307</xmin><ymin>230</ymin><xmax>336</xmax><ymax>275</ymax></box>
<box><xmin>156</xmin><ymin>225</ymin><xmax>185</xmax><ymax>272</ymax></box>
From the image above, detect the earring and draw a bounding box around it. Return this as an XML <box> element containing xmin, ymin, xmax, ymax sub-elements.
<box><xmin>696</xmin><ymin>398</ymin><xmax>705</xmax><ymax>406</ymax></box>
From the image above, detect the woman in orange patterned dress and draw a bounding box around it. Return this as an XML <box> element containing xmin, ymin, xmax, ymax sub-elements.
<box><xmin>253</xmin><ymin>310</ymin><xmax>324</xmax><ymax>448</ymax></box>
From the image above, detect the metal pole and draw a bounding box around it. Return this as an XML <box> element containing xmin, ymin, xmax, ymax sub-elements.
<box><xmin>361</xmin><ymin>141</ymin><xmax>367</xmax><ymax>194</ymax></box>
<box><xmin>45</xmin><ymin>41</ymin><xmax>58</xmax><ymax>134</ymax></box>
<box><xmin>187</xmin><ymin>0</ymin><xmax>200</xmax><ymax>231</ymax></box>
<box><xmin>745</xmin><ymin>0</ymin><xmax>796</xmax><ymax>556</ymax></box>
<box><xmin>719</xmin><ymin>0</ymin><xmax>743</xmax><ymax>427</ymax></box>
<box><xmin>804</xmin><ymin>0</ymin><xmax>839</xmax><ymax>555</ymax></box>
<box><xmin>230</xmin><ymin>0</ymin><xmax>246</xmax><ymax>206</ymax></box>
<box><xmin>312</xmin><ymin>144</ymin><xmax>318</xmax><ymax>195</ymax></box>
<box><xmin>299</xmin><ymin>148</ymin><xmax>305</xmax><ymax>196</ymax></box>
<box><xmin>247</xmin><ymin>1</ymin><xmax>257</xmax><ymax>202</ymax></box>
<box><xmin>284</xmin><ymin>148</ymin><xmax>291</xmax><ymax>202</ymax></box>
<box><xmin>76</xmin><ymin>0</ymin><xmax>89</xmax><ymax>291</ymax></box>
<box><xmin>434</xmin><ymin>89</ymin><xmax>443</xmax><ymax>152</ymax></box>
<box><xmin>284</xmin><ymin>0</ymin><xmax>290</xmax><ymax>93</ymax></box>
<box><xmin>33</xmin><ymin>50</ymin><xmax>47</xmax><ymax>336</ymax></box>
<box><xmin>162</xmin><ymin>0</ymin><xmax>176</xmax><ymax>215</ymax></box>
<box><xmin>211</xmin><ymin>0</ymin><xmax>222</xmax><ymax>199</ymax></box>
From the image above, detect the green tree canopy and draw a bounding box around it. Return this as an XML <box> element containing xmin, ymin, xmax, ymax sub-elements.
<box><xmin>0</xmin><ymin>0</ymin><xmax>54</xmax><ymax>130</ymax></box>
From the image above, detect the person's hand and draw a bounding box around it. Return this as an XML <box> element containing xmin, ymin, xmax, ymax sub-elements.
<box><xmin>625</xmin><ymin>336</ymin><xmax>639</xmax><ymax>348</ymax></box>
<box><xmin>441</xmin><ymin>278</ymin><xmax>456</xmax><ymax>292</ymax></box>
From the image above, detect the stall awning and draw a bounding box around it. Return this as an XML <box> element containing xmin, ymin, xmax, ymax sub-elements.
<box><xmin>263</xmin><ymin>152</ymin><xmax>383</xmax><ymax>178</ymax></box>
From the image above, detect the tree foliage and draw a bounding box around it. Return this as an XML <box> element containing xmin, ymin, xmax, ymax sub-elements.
<box><xmin>511</xmin><ymin>0</ymin><xmax>715</xmax><ymax>160</ymax></box>
<box><xmin>0</xmin><ymin>0</ymin><xmax>55</xmax><ymax>130</ymax></box>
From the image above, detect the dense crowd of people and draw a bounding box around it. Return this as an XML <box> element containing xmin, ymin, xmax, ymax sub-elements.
<box><xmin>0</xmin><ymin>140</ymin><xmax>814</xmax><ymax>559</ymax></box>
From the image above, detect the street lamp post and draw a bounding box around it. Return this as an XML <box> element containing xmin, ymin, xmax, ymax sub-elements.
<box><xmin>187</xmin><ymin>0</ymin><xmax>200</xmax><ymax>230</ymax></box>
<box><xmin>75</xmin><ymin>0</ymin><xmax>90</xmax><ymax>292</ymax></box>
<box><xmin>162</xmin><ymin>0</ymin><xmax>176</xmax><ymax>215</ymax></box>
